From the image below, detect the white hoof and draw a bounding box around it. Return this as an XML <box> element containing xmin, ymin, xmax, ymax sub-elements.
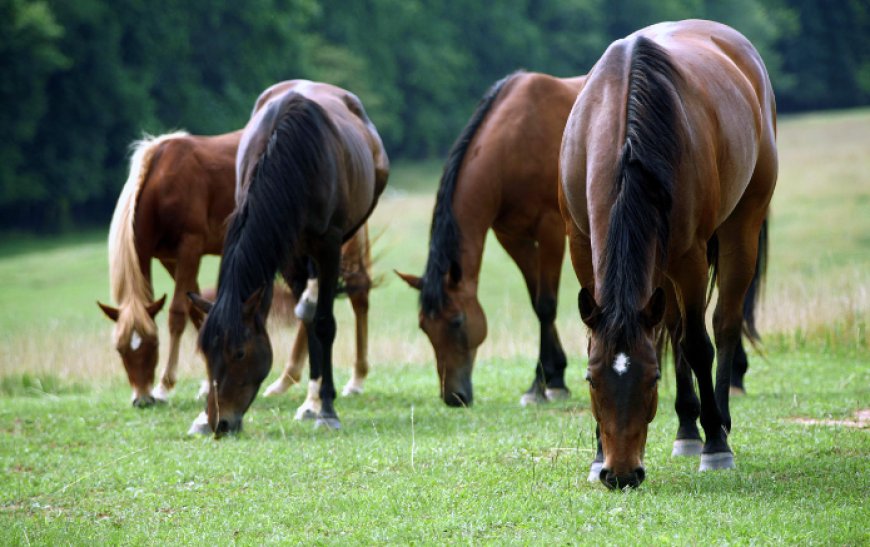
<box><xmin>519</xmin><ymin>390</ymin><xmax>546</xmax><ymax>407</ymax></box>
<box><xmin>588</xmin><ymin>460</ymin><xmax>603</xmax><ymax>483</ymax></box>
<box><xmin>314</xmin><ymin>415</ymin><xmax>341</xmax><ymax>430</ymax></box>
<box><xmin>264</xmin><ymin>377</ymin><xmax>294</xmax><ymax>397</ymax></box>
<box><xmin>295</xmin><ymin>407</ymin><xmax>318</xmax><ymax>421</ymax></box>
<box><xmin>187</xmin><ymin>411</ymin><xmax>211</xmax><ymax>436</ymax></box>
<box><xmin>545</xmin><ymin>387</ymin><xmax>571</xmax><ymax>402</ymax></box>
<box><xmin>341</xmin><ymin>378</ymin><xmax>364</xmax><ymax>397</ymax></box>
<box><xmin>151</xmin><ymin>383</ymin><xmax>172</xmax><ymax>402</ymax></box>
<box><xmin>672</xmin><ymin>439</ymin><xmax>704</xmax><ymax>457</ymax></box>
<box><xmin>699</xmin><ymin>452</ymin><xmax>735</xmax><ymax>471</ymax></box>
<box><xmin>195</xmin><ymin>380</ymin><xmax>210</xmax><ymax>400</ymax></box>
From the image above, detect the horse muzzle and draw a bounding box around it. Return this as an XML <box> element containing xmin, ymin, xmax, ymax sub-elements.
<box><xmin>600</xmin><ymin>466</ymin><xmax>646</xmax><ymax>490</ymax></box>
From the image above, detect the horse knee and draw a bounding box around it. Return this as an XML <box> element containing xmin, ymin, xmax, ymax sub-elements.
<box><xmin>168</xmin><ymin>308</ymin><xmax>187</xmax><ymax>335</ymax></box>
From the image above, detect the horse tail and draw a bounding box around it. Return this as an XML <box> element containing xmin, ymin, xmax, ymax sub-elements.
<box><xmin>107</xmin><ymin>131</ymin><xmax>187</xmax><ymax>338</ymax></box>
<box><xmin>743</xmin><ymin>217</ymin><xmax>768</xmax><ymax>342</ymax></box>
<box><xmin>420</xmin><ymin>70</ymin><xmax>523</xmax><ymax>315</ymax></box>
<box><xmin>599</xmin><ymin>37</ymin><xmax>680</xmax><ymax>346</ymax></box>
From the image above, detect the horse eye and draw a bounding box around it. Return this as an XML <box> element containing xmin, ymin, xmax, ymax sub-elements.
<box><xmin>232</xmin><ymin>349</ymin><xmax>246</xmax><ymax>361</ymax></box>
<box><xmin>585</xmin><ymin>371</ymin><xmax>595</xmax><ymax>389</ymax></box>
<box><xmin>449</xmin><ymin>314</ymin><xmax>465</xmax><ymax>329</ymax></box>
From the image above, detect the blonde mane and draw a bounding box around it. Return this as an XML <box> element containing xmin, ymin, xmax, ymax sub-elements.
<box><xmin>107</xmin><ymin>131</ymin><xmax>188</xmax><ymax>345</ymax></box>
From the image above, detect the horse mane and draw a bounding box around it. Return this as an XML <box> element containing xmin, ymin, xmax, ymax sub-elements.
<box><xmin>201</xmin><ymin>94</ymin><xmax>337</xmax><ymax>349</ymax></box>
<box><xmin>599</xmin><ymin>37</ymin><xmax>680</xmax><ymax>348</ymax></box>
<box><xmin>420</xmin><ymin>71</ymin><xmax>523</xmax><ymax>315</ymax></box>
<box><xmin>107</xmin><ymin>131</ymin><xmax>188</xmax><ymax>343</ymax></box>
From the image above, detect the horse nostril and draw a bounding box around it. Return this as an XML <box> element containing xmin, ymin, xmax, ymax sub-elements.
<box><xmin>215</xmin><ymin>419</ymin><xmax>230</xmax><ymax>436</ymax></box>
<box><xmin>635</xmin><ymin>467</ymin><xmax>646</xmax><ymax>486</ymax></box>
<box><xmin>600</xmin><ymin>468</ymin><xmax>644</xmax><ymax>490</ymax></box>
<box><xmin>132</xmin><ymin>395</ymin><xmax>155</xmax><ymax>408</ymax></box>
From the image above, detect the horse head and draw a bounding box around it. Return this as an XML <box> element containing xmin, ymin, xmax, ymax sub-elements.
<box><xmin>97</xmin><ymin>295</ymin><xmax>166</xmax><ymax>407</ymax></box>
<box><xmin>396</xmin><ymin>270</ymin><xmax>486</xmax><ymax>407</ymax></box>
<box><xmin>579</xmin><ymin>287</ymin><xmax>665</xmax><ymax>489</ymax></box>
<box><xmin>190</xmin><ymin>287</ymin><xmax>272</xmax><ymax>437</ymax></box>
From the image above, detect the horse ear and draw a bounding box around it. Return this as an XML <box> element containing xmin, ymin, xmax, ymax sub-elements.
<box><xmin>578</xmin><ymin>288</ymin><xmax>601</xmax><ymax>329</ymax></box>
<box><xmin>394</xmin><ymin>270</ymin><xmax>423</xmax><ymax>291</ymax></box>
<box><xmin>97</xmin><ymin>301</ymin><xmax>120</xmax><ymax>322</ymax></box>
<box><xmin>188</xmin><ymin>292</ymin><xmax>213</xmax><ymax>314</ymax></box>
<box><xmin>642</xmin><ymin>287</ymin><xmax>666</xmax><ymax>329</ymax></box>
<box><xmin>147</xmin><ymin>294</ymin><xmax>167</xmax><ymax>318</ymax></box>
<box><xmin>242</xmin><ymin>287</ymin><xmax>265</xmax><ymax>319</ymax></box>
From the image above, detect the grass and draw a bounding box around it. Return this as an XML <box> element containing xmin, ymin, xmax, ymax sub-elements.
<box><xmin>0</xmin><ymin>109</ymin><xmax>869</xmax><ymax>544</ymax></box>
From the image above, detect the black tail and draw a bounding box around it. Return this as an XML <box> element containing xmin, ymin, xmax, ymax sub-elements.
<box><xmin>420</xmin><ymin>71</ymin><xmax>523</xmax><ymax>315</ymax></box>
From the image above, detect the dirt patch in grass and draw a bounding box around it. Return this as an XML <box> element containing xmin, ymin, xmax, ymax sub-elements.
<box><xmin>789</xmin><ymin>408</ymin><xmax>870</xmax><ymax>428</ymax></box>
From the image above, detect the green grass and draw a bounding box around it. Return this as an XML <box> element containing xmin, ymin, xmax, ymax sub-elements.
<box><xmin>1</xmin><ymin>109</ymin><xmax>869</xmax><ymax>544</ymax></box>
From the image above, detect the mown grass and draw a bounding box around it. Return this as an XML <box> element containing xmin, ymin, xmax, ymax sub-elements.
<box><xmin>0</xmin><ymin>110</ymin><xmax>868</xmax><ymax>544</ymax></box>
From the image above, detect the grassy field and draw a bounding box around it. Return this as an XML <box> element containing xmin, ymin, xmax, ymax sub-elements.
<box><xmin>1</xmin><ymin>110</ymin><xmax>868</xmax><ymax>544</ymax></box>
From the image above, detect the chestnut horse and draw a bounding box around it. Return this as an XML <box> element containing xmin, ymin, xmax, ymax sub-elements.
<box><xmin>98</xmin><ymin>130</ymin><xmax>373</xmax><ymax>408</ymax></box>
<box><xmin>397</xmin><ymin>71</ymin><xmax>586</xmax><ymax>407</ymax></box>
<box><xmin>189</xmin><ymin>80</ymin><xmax>388</xmax><ymax>436</ymax></box>
<box><xmin>560</xmin><ymin>20</ymin><xmax>777</xmax><ymax>488</ymax></box>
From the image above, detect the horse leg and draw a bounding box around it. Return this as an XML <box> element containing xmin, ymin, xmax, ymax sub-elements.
<box><xmin>536</xmin><ymin>215</ymin><xmax>569</xmax><ymax>401</ymax></box>
<box><xmin>588</xmin><ymin>424</ymin><xmax>605</xmax><ymax>482</ymax></box>
<box><xmin>666</xmin><ymin>281</ymin><xmax>704</xmax><ymax>456</ymax></box>
<box><xmin>264</xmin><ymin>322</ymin><xmax>308</xmax><ymax>397</ymax></box>
<box><xmin>673</xmin><ymin>250</ymin><xmax>733</xmax><ymax>471</ymax></box>
<box><xmin>309</xmin><ymin>236</ymin><xmax>342</xmax><ymax>429</ymax></box>
<box><xmin>495</xmin><ymin>229</ymin><xmax>567</xmax><ymax>406</ymax></box>
<box><xmin>712</xmin><ymin>215</ymin><xmax>766</xmax><ymax>436</ymax></box>
<box><xmin>155</xmin><ymin>242</ymin><xmax>202</xmax><ymax>401</ymax></box>
<box><xmin>342</xmin><ymin>281</ymin><xmax>370</xmax><ymax>396</ymax></box>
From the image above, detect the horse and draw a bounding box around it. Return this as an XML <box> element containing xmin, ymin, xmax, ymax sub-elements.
<box><xmin>188</xmin><ymin>80</ymin><xmax>389</xmax><ymax>436</ymax></box>
<box><xmin>397</xmin><ymin>71</ymin><xmax>586</xmax><ymax>407</ymax></box>
<box><xmin>98</xmin><ymin>130</ymin><xmax>374</xmax><ymax>409</ymax></box>
<box><xmin>559</xmin><ymin>20</ymin><xmax>777</xmax><ymax>488</ymax></box>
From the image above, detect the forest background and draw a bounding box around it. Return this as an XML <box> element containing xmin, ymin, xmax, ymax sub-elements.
<box><xmin>2</xmin><ymin>0</ymin><xmax>868</xmax><ymax>231</ymax></box>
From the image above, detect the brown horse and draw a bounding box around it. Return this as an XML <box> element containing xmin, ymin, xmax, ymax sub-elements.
<box><xmin>560</xmin><ymin>20</ymin><xmax>777</xmax><ymax>488</ymax></box>
<box><xmin>189</xmin><ymin>80</ymin><xmax>388</xmax><ymax>435</ymax></box>
<box><xmin>98</xmin><ymin>130</ymin><xmax>238</xmax><ymax>407</ymax></box>
<box><xmin>397</xmin><ymin>71</ymin><xmax>586</xmax><ymax>407</ymax></box>
<box><xmin>98</xmin><ymin>130</ymin><xmax>373</xmax><ymax>408</ymax></box>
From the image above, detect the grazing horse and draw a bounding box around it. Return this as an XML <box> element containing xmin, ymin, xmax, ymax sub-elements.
<box><xmin>98</xmin><ymin>130</ymin><xmax>239</xmax><ymax>407</ymax></box>
<box><xmin>189</xmin><ymin>80</ymin><xmax>388</xmax><ymax>436</ymax></box>
<box><xmin>397</xmin><ymin>71</ymin><xmax>586</xmax><ymax>407</ymax></box>
<box><xmin>98</xmin><ymin>130</ymin><xmax>374</xmax><ymax>408</ymax></box>
<box><xmin>560</xmin><ymin>20</ymin><xmax>777</xmax><ymax>488</ymax></box>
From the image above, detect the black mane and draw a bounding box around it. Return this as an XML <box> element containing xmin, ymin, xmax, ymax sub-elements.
<box><xmin>201</xmin><ymin>93</ymin><xmax>337</xmax><ymax>350</ymax></box>
<box><xmin>599</xmin><ymin>37</ymin><xmax>680</xmax><ymax>348</ymax></box>
<box><xmin>420</xmin><ymin>71</ymin><xmax>522</xmax><ymax>315</ymax></box>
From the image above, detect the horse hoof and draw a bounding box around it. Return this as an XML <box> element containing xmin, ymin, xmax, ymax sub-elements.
<box><xmin>672</xmin><ymin>439</ymin><xmax>704</xmax><ymax>457</ymax></box>
<box><xmin>151</xmin><ymin>384</ymin><xmax>171</xmax><ymax>402</ymax></box>
<box><xmin>314</xmin><ymin>415</ymin><xmax>341</xmax><ymax>430</ymax></box>
<box><xmin>519</xmin><ymin>390</ymin><xmax>546</xmax><ymax>407</ymax></box>
<box><xmin>588</xmin><ymin>460</ymin><xmax>603</xmax><ymax>483</ymax></box>
<box><xmin>545</xmin><ymin>387</ymin><xmax>571</xmax><ymax>402</ymax></box>
<box><xmin>341</xmin><ymin>379</ymin><xmax>364</xmax><ymax>397</ymax></box>
<box><xmin>187</xmin><ymin>412</ymin><xmax>211</xmax><ymax>436</ymax></box>
<box><xmin>295</xmin><ymin>408</ymin><xmax>318</xmax><ymax>421</ymax></box>
<box><xmin>729</xmin><ymin>386</ymin><xmax>746</xmax><ymax>397</ymax></box>
<box><xmin>263</xmin><ymin>379</ymin><xmax>292</xmax><ymax>397</ymax></box>
<box><xmin>699</xmin><ymin>452</ymin><xmax>735</xmax><ymax>471</ymax></box>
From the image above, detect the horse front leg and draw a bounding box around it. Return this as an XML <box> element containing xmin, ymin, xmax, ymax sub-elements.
<box><xmin>665</xmin><ymin>281</ymin><xmax>703</xmax><ymax>457</ymax></box>
<box><xmin>264</xmin><ymin>322</ymin><xmax>308</xmax><ymax>397</ymax></box>
<box><xmin>342</xmin><ymin>283</ymin><xmax>370</xmax><ymax>396</ymax></box>
<box><xmin>309</xmin><ymin>237</ymin><xmax>342</xmax><ymax>429</ymax></box>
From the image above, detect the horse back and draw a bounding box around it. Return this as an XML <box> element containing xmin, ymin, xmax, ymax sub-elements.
<box><xmin>136</xmin><ymin>131</ymin><xmax>242</xmax><ymax>258</ymax></box>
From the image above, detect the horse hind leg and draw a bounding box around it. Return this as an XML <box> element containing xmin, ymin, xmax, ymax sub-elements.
<box><xmin>341</xmin><ymin>277</ymin><xmax>370</xmax><ymax>396</ymax></box>
<box><xmin>308</xmin><ymin>235</ymin><xmax>342</xmax><ymax>429</ymax></box>
<box><xmin>264</xmin><ymin>323</ymin><xmax>308</xmax><ymax>397</ymax></box>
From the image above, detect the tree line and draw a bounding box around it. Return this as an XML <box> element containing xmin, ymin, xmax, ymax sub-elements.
<box><xmin>1</xmin><ymin>0</ymin><xmax>868</xmax><ymax>231</ymax></box>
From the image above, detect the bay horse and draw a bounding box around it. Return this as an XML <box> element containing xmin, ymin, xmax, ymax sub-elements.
<box><xmin>98</xmin><ymin>130</ymin><xmax>373</xmax><ymax>408</ymax></box>
<box><xmin>397</xmin><ymin>71</ymin><xmax>586</xmax><ymax>407</ymax></box>
<box><xmin>560</xmin><ymin>20</ymin><xmax>777</xmax><ymax>488</ymax></box>
<box><xmin>188</xmin><ymin>80</ymin><xmax>388</xmax><ymax>436</ymax></box>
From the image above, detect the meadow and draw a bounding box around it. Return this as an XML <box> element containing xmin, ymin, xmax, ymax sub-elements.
<box><xmin>0</xmin><ymin>110</ymin><xmax>868</xmax><ymax>544</ymax></box>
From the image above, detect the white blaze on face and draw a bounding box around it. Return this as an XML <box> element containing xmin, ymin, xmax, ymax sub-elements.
<box><xmin>613</xmin><ymin>353</ymin><xmax>630</xmax><ymax>376</ymax></box>
<box><xmin>130</xmin><ymin>330</ymin><xmax>142</xmax><ymax>351</ymax></box>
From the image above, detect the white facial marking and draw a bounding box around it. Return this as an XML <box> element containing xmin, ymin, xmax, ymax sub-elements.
<box><xmin>130</xmin><ymin>330</ymin><xmax>142</xmax><ymax>351</ymax></box>
<box><xmin>613</xmin><ymin>353</ymin><xmax>630</xmax><ymax>376</ymax></box>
